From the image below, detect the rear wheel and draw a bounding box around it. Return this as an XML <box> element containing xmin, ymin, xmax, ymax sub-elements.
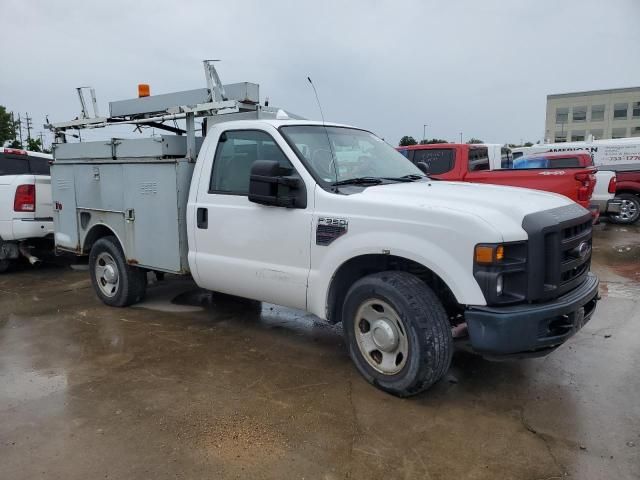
<box><xmin>609</xmin><ymin>193</ymin><xmax>640</xmax><ymax>224</ymax></box>
<box><xmin>342</xmin><ymin>271</ymin><xmax>453</xmax><ymax>397</ymax></box>
<box><xmin>89</xmin><ymin>236</ymin><xmax>147</xmax><ymax>307</ymax></box>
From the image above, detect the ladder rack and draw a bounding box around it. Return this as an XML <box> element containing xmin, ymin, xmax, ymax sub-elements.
<box><xmin>46</xmin><ymin>61</ymin><xmax>304</xmax><ymax>160</ymax></box>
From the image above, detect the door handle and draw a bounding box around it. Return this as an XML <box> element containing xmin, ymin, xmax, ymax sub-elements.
<box><xmin>197</xmin><ymin>208</ymin><xmax>208</xmax><ymax>229</ymax></box>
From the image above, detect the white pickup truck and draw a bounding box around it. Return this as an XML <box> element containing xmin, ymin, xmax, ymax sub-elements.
<box><xmin>0</xmin><ymin>148</ymin><xmax>54</xmax><ymax>272</ymax></box>
<box><xmin>49</xmin><ymin>66</ymin><xmax>599</xmax><ymax>396</ymax></box>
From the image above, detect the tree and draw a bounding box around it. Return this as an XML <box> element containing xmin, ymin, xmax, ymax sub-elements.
<box><xmin>419</xmin><ymin>138</ymin><xmax>448</xmax><ymax>145</ymax></box>
<box><xmin>467</xmin><ymin>138</ymin><xmax>484</xmax><ymax>144</ymax></box>
<box><xmin>26</xmin><ymin>137</ymin><xmax>42</xmax><ymax>152</ymax></box>
<box><xmin>8</xmin><ymin>140</ymin><xmax>22</xmax><ymax>149</ymax></box>
<box><xmin>0</xmin><ymin>105</ymin><xmax>18</xmax><ymax>146</ymax></box>
<box><xmin>507</xmin><ymin>141</ymin><xmax>535</xmax><ymax>148</ymax></box>
<box><xmin>399</xmin><ymin>135</ymin><xmax>417</xmax><ymax>146</ymax></box>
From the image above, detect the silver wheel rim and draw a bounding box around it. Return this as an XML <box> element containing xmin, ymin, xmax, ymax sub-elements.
<box><xmin>354</xmin><ymin>299</ymin><xmax>409</xmax><ymax>375</ymax></box>
<box><xmin>95</xmin><ymin>252</ymin><xmax>119</xmax><ymax>297</ymax></box>
<box><xmin>613</xmin><ymin>199</ymin><xmax>639</xmax><ymax>222</ymax></box>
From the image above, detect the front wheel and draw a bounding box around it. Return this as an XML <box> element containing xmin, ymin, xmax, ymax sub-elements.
<box><xmin>342</xmin><ymin>271</ymin><xmax>453</xmax><ymax>397</ymax></box>
<box><xmin>89</xmin><ymin>236</ymin><xmax>147</xmax><ymax>307</ymax></box>
<box><xmin>609</xmin><ymin>193</ymin><xmax>640</xmax><ymax>224</ymax></box>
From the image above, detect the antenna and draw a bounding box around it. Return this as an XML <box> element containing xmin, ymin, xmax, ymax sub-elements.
<box><xmin>307</xmin><ymin>77</ymin><xmax>326</xmax><ymax>124</ymax></box>
<box><xmin>307</xmin><ymin>76</ymin><xmax>339</xmax><ymax>187</ymax></box>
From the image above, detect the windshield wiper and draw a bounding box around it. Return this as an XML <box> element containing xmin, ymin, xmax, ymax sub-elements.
<box><xmin>331</xmin><ymin>177</ymin><xmax>384</xmax><ymax>186</ymax></box>
<box><xmin>381</xmin><ymin>174</ymin><xmax>427</xmax><ymax>182</ymax></box>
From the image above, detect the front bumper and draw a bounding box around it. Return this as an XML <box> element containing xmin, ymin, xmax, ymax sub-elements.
<box><xmin>465</xmin><ymin>272</ymin><xmax>599</xmax><ymax>356</ymax></box>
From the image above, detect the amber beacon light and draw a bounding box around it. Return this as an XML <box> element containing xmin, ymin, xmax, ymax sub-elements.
<box><xmin>138</xmin><ymin>84</ymin><xmax>151</xmax><ymax>97</ymax></box>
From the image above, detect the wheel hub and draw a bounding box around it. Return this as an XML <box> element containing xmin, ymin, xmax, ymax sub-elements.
<box><xmin>353</xmin><ymin>299</ymin><xmax>409</xmax><ymax>375</ymax></box>
<box><xmin>104</xmin><ymin>265</ymin><xmax>117</xmax><ymax>283</ymax></box>
<box><xmin>95</xmin><ymin>251</ymin><xmax>119</xmax><ymax>298</ymax></box>
<box><xmin>371</xmin><ymin>318</ymin><xmax>399</xmax><ymax>352</ymax></box>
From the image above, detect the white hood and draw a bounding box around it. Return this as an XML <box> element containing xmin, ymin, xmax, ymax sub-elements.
<box><xmin>353</xmin><ymin>180</ymin><xmax>580</xmax><ymax>241</ymax></box>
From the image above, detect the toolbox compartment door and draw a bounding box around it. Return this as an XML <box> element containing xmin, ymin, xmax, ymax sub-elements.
<box><xmin>51</xmin><ymin>164</ymin><xmax>80</xmax><ymax>251</ymax></box>
<box><xmin>122</xmin><ymin>163</ymin><xmax>183</xmax><ymax>272</ymax></box>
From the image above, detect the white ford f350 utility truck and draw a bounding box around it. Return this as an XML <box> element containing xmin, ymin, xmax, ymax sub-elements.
<box><xmin>0</xmin><ymin>148</ymin><xmax>54</xmax><ymax>272</ymax></box>
<box><xmin>48</xmin><ymin>63</ymin><xmax>599</xmax><ymax>396</ymax></box>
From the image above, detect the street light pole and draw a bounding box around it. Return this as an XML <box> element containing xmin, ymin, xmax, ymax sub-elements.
<box><xmin>459</xmin><ymin>132</ymin><xmax>463</xmax><ymax>143</ymax></box>
<box><xmin>423</xmin><ymin>124</ymin><xmax>428</xmax><ymax>143</ymax></box>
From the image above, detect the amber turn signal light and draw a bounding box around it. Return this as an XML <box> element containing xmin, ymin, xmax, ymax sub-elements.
<box><xmin>475</xmin><ymin>244</ymin><xmax>504</xmax><ymax>264</ymax></box>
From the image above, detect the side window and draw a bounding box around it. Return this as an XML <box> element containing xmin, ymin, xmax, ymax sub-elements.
<box><xmin>0</xmin><ymin>154</ymin><xmax>30</xmax><ymax>175</ymax></box>
<box><xmin>209</xmin><ymin>130</ymin><xmax>293</xmax><ymax>194</ymax></box>
<box><xmin>550</xmin><ymin>157</ymin><xmax>581</xmax><ymax>168</ymax></box>
<box><xmin>468</xmin><ymin>147</ymin><xmax>490</xmax><ymax>171</ymax></box>
<box><xmin>398</xmin><ymin>149</ymin><xmax>410</xmax><ymax>159</ymax></box>
<box><xmin>412</xmin><ymin>149</ymin><xmax>454</xmax><ymax>175</ymax></box>
<box><xmin>500</xmin><ymin>148</ymin><xmax>512</xmax><ymax>169</ymax></box>
<box><xmin>28</xmin><ymin>157</ymin><xmax>51</xmax><ymax>175</ymax></box>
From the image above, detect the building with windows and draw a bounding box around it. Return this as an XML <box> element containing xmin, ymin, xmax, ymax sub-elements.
<box><xmin>545</xmin><ymin>87</ymin><xmax>640</xmax><ymax>142</ymax></box>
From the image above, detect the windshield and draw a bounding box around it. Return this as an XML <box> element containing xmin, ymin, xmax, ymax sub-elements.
<box><xmin>279</xmin><ymin>125</ymin><xmax>423</xmax><ymax>186</ymax></box>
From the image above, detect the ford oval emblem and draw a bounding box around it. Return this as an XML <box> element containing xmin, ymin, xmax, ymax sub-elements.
<box><xmin>574</xmin><ymin>241</ymin><xmax>590</xmax><ymax>258</ymax></box>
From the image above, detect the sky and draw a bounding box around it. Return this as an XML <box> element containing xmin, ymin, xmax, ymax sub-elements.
<box><xmin>1</xmin><ymin>0</ymin><xmax>639</xmax><ymax>148</ymax></box>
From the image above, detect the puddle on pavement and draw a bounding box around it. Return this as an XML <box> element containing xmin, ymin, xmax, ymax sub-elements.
<box><xmin>593</xmin><ymin>243</ymin><xmax>640</xmax><ymax>283</ymax></box>
<box><xmin>599</xmin><ymin>281</ymin><xmax>640</xmax><ymax>300</ymax></box>
<box><xmin>133</xmin><ymin>284</ymin><xmax>207</xmax><ymax>313</ymax></box>
<box><xmin>1</xmin><ymin>369</ymin><xmax>68</xmax><ymax>403</ymax></box>
<box><xmin>135</xmin><ymin>285</ymin><xmax>342</xmax><ymax>345</ymax></box>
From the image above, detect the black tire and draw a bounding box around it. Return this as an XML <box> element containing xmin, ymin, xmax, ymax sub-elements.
<box><xmin>609</xmin><ymin>193</ymin><xmax>640</xmax><ymax>224</ymax></box>
<box><xmin>0</xmin><ymin>259</ymin><xmax>10</xmax><ymax>274</ymax></box>
<box><xmin>89</xmin><ymin>236</ymin><xmax>147</xmax><ymax>307</ymax></box>
<box><xmin>342</xmin><ymin>271</ymin><xmax>453</xmax><ymax>397</ymax></box>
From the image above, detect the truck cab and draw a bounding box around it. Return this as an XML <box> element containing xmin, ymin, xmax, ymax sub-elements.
<box><xmin>48</xmin><ymin>63</ymin><xmax>600</xmax><ymax>397</ymax></box>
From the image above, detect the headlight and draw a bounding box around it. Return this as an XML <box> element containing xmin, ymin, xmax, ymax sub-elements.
<box><xmin>474</xmin><ymin>242</ymin><xmax>527</xmax><ymax>305</ymax></box>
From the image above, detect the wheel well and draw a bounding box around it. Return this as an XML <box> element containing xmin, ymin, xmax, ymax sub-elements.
<box><xmin>83</xmin><ymin>224</ymin><xmax>119</xmax><ymax>254</ymax></box>
<box><xmin>326</xmin><ymin>254</ymin><xmax>461</xmax><ymax>324</ymax></box>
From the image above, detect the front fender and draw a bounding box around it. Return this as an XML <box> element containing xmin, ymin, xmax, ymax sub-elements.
<box><xmin>307</xmin><ymin>230</ymin><xmax>489</xmax><ymax>320</ymax></box>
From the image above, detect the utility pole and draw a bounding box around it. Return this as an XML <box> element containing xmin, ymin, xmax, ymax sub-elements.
<box><xmin>10</xmin><ymin>111</ymin><xmax>16</xmax><ymax>142</ymax></box>
<box><xmin>459</xmin><ymin>132</ymin><xmax>463</xmax><ymax>143</ymax></box>
<box><xmin>38</xmin><ymin>131</ymin><xmax>45</xmax><ymax>150</ymax></box>
<box><xmin>423</xmin><ymin>124</ymin><xmax>428</xmax><ymax>143</ymax></box>
<box><xmin>23</xmin><ymin>113</ymin><xmax>33</xmax><ymax>141</ymax></box>
<box><xmin>17</xmin><ymin>113</ymin><xmax>23</xmax><ymax>147</ymax></box>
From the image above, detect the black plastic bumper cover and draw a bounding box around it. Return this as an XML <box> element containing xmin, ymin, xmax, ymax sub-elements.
<box><xmin>465</xmin><ymin>272</ymin><xmax>599</xmax><ymax>356</ymax></box>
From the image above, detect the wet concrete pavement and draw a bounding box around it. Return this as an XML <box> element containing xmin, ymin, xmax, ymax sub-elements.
<box><xmin>1</xmin><ymin>224</ymin><xmax>639</xmax><ymax>479</ymax></box>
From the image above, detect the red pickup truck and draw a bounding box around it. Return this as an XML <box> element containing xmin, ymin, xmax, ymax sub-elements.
<box><xmin>397</xmin><ymin>144</ymin><xmax>597</xmax><ymax>210</ymax></box>
<box><xmin>609</xmin><ymin>169</ymin><xmax>640</xmax><ymax>224</ymax></box>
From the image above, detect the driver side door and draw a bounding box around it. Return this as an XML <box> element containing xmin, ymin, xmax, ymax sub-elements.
<box><xmin>191</xmin><ymin>128</ymin><xmax>312</xmax><ymax>310</ymax></box>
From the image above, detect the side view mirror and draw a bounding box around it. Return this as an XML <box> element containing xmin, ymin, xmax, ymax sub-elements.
<box><xmin>416</xmin><ymin>162</ymin><xmax>429</xmax><ymax>175</ymax></box>
<box><xmin>248</xmin><ymin>160</ymin><xmax>307</xmax><ymax>209</ymax></box>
